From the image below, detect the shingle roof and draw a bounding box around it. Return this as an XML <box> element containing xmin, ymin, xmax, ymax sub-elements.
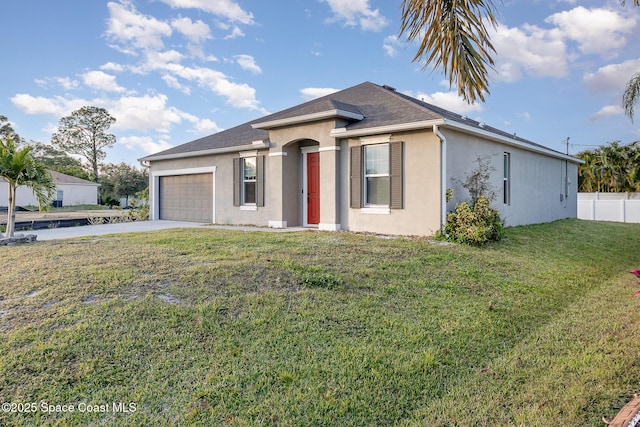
<box><xmin>0</xmin><ymin>170</ymin><xmax>99</xmax><ymax>185</ymax></box>
<box><xmin>141</xmin><ymin>81</ymin><xmax>564</xmax><ymax>160</ymax></box>
<box><xmin>47</xmin><ymin>170</ymin><xmax>99</xmax><ymax>185</ymax></box>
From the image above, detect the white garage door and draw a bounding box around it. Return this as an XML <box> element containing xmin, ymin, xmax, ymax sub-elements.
<box><xmin>159</xmin><ymin>174</ymin><xmax>213</xmax><ymax>222</ymax></box>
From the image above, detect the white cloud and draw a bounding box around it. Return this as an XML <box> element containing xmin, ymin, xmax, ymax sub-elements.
<box><xmin>120</xmin><ymin>135</ymin><xmax>174</xmax><ymax>155</ymax></box>
<box><xmin>159</xmin><ymin>63</ymin><xmax>265</xmax><ymax>111</ymax></box>
<box><xmin>100</xmin><ymin>62</ymin><xmax>125</xmax><ymax>72</ymax></box>
<box><xmin>235</xmin><ymin>54</ymin><xmax>262</xmax><ymax>74</ymax></box>
<box><xmin>590</xmin><ymin>105</ymin><xmax>624</xmax><ymax>121</ymax></box>
<box><xmin>490</xmin><ymin>22</ymin><xmax>568</xmax><ymax>82</ymax></box>
<box><xmin>105</xmin><ymin>1</ymin><xmax>172</xmax><ymax>53</ymax></box>
<box><xmin>583</xmin><ymin>58</ymin><xmax>640</xmax><ymax>94</ymax></box>
<box><xmin>488</xmin><ymin>5</ymin><xmax>638</xmax><ymax>83</ymax></box>
<box><xmin>35</xmin><ymin>77</ymin><xmax>80</xmax><ymax>90</ymax></box>
<box><xmin>105</xmin><ymin>94</ymin><xmax>183</xmax><ymax>132</ymax></box>
<box><xmin>171</xmin><ymin>16</ymin><xmax>211</xmax><ymax>43</ymax></box>
<box><xmin>323</xmin><ymin>0</ymin><xmax>389</xmax><ymax>31</ymax></box>
<box><xmin>413</xmin><ymin>91</ymin><xmax>484</xmax><ymax>115</ymax></box>
<box><xmin>12</xmin><ymin>92</ymin><xmax>221</xmax><ymax>136</ymax></box>
<box><xmin>109</xmin><ymin>95</ymin><xmax>222</xmax><ymax>134</ymax></box>
<box><xmin>157</xmin><ymin>0</ymin><xmax>254</xmax><ymax>25</ymax></box>
<box><xmin>545</xmin><ymin>6</ymin><xmax>636</xmax><ymax>57</ymax></box>
<box><xmin>383</xmin><ymin>35</ymin><xmax>401</xmax><ymax>57</ymax></box>
<box><xmin>56</xmin><ymin>77</ymin><xmax>80</xmax><ymax>90</ymax></box>
<box><xmin>300</xmin><ymin>87</ymin><xmax>340</xmax><ymax>100</ymax></box>
<box><xmin>192</xmin><ymin>118</ymin><xmax>221</xmax><ymax>134</ymax></box>
<box><xmin>162</xmin><ymin>74</ymin><xmax>191</xmax><ymax>94</ymax></box>
<box><xmin>223</xmin><ymin>26</ymin><xmax>245</xmax><ymax>40</ymax></box>
<box><xmin>11</xmin><ymin>94</ymin><xmax>86</xmax><ymax>116</ymax></box>
<box><xmin>175</xmin><ymin>111</ymin><xmax>222</xmax><ymax>134</ymax></box>
<box><xmin>137</xmin><ymin>50</ymin><xmax>185</xmax><ymax>73</ymax></box>
<box><xmin>82</xmin><ymin>71</ymin><xmax>126</xmax><ymax>93</ymax></box>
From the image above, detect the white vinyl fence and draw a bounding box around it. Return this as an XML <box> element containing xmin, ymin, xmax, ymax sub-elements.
<box><xmin>578</xmin><ymin>192</ymin><xmax>640</xmax><ymax>223</ymax></box>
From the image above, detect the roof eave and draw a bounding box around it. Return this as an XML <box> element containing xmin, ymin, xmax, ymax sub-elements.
<box><xmin>441</xmin><ymin>120</ymin><xmax>584</xmax><ymax>164</ymax></box>
<box><xmin>330</xmin><ymin>119</ymin><xmax>445</xmax><ymax>138</ymax></box>
<box><xmin>140</xmin><ymin>140</ymin><xmax>270</xmax><ymax>162</ymax></box>
<box><xmin>252</xmin><ymin>109</ymin><xmax>364</xmax><ymax>130</ymax></box>
<box><xmin>330</xmin><ymin>118</ymin><xmax>583</xmax><ymax>164</ymax></box>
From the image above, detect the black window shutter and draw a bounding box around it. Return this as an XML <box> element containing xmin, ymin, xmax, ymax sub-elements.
<box><xmin>390</xmin><ymin>141</ymin><xmax>404</xmax><ymax>209</ymax></box>
<box><xmin>233</xmin><ymin>157</ymin><xmax>240</xmax><ymax>206</ymax></box>
<box><xmin>256</xmin><ymin>155</ymin><xmax>265</xmax><ymax>207</ymax></box>
<box><xmin>350</xmin><ymin>146</ymin><xmax>362</xmax><ymax>208</ymax></box>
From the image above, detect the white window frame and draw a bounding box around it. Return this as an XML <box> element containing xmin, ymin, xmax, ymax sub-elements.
<box><xmin>503</xmin><ymin>152</ymin><xmax>511</xmax><ymax>205</ymax></box>
<box><xmin>363</xmin><ymin>143</ymin><xmax>391</xmax><ymax>208</ymax></box>
<box><xmin>242</xmin><ymin>156</ymin><xmax>257</xmax><ymax>206</ymax></box>
<box><xmin>237</xmin><ymin>150</ymin><xmax>258</xmax><ymax>210</ymax></box>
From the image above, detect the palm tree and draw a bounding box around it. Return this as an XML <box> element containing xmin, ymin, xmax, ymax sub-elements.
<box><xmin>623</xmin><ymin>72</ymin><xmax>640</xmax><ymax>121</ymax></box>
<box><xmin>400</xmin><ymin>0</ymin><xmax>639</xmax><ymax>114</ymax></box>
<box><xmin>0</xmin><ymin>138</ymin><xmax>55</xmax><ymax>238</ymax></box>
<box><xmin>577</xmin><ymin>141</ymin><xmax>640</xmax><ymax>193</ymax></box>
<box><xmin>400</xmin><ymin>0</ymin><xmax>498</xmax><ymax>104</ymax></box>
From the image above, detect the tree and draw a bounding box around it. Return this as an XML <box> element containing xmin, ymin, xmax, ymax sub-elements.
<box><xmin>621</xmin><ymin>0</ymin><xmax>640</xmax><ymax>120</ymax></box>
<box><xmin>31</xmin><ymin>142</ymin><xmax>92</xmax><ymax>181</ymax></box>
<box><xmin>51</xmin><ymin>106</ymin><xmax>116</xmax><ymax>182</ymax></box>
<box><xmin>0</xmin><ymin>138</ymin><xmax>55</xmax><ymax>238</ymax></box>
<box><xmin>0</xmin><ymin>116</ymin><xmax>20</xmax><ymax>143</ymax></box>
<box><xmin>623</xmin><ymin>72</ymin><xmax>640</xmax><ymax>121</ymax></box>
<box><xmin>400</xmin><ymin>0</ymin><xmax>498</xmax><ymax>104</ymax></box>
<box><xmin>577</xmin><ymin>141</ymin><xmax>640</xmax><ymax>192</ymax></box>
<box><xmin>400</xmin><ymin>0</ymin><xmax>639</xmax><ymax>112</ymax></box>
<box><xmin>99</xmin><ymin>162</ymin><xmax>148</xmax><ymax>206</ymax></box>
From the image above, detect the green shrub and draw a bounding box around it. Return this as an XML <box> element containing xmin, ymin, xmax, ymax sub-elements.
<box><xmin>121</xmin><ymin>188</ymin><xmax>149</xmax><ymax>222</ymax></box>
<box><xmin>444</xmin><ymin>195</ymin><xmax>504</xmax><ymax>246</ymax></box>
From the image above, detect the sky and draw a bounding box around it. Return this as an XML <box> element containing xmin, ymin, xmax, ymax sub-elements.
<box><xmin>2</xmin><ymin>0</ymin><xmax>640</xmax><ymax>167</ymax></box>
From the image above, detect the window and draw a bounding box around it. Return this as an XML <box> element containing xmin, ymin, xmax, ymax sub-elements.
<box><xmin>364</xmin><ymin>144</ymin><xmax>390</xmax><ymax>206</ymax></box>
<box><xmin>350</xmin><ymin>142</ymin><xmax>403</xmax><ymax>209</ymax></box>
<box><xmin>503</xmin><ymin>152</ymin><xmax>511</xmax><ymax>205</ymax></box>
<box><xmin>233</xmin><ymin>155</ymin><xmax>264</xmax><ymax>207</ymax></box>
<box><xmin>242</xmin><ymin>157</ymin><xmax>257</xmax><ymax>204</ymax></box>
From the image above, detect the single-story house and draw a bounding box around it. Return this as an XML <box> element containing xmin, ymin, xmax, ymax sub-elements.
<box><xmin>0</xmin><ymin>170</ymin><xmax>99</xmax><ymax>208</ymax></box>
<box><xmin>140</xmin><ymin>82</ymin><xmax>582</xmax><ymax>236</ymax></box>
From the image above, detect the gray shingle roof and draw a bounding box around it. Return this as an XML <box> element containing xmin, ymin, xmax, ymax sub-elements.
<box><xmin>47</xmin><ymin>170</ymin><xmax>99</xmax><ymax>185</ymax></box>
<box><xmin>0</xmin><ymin>170</ymin><xmax>98</xmax><ymax>185</ymax></box>
<box><xmin>142</xmin><ymin>81</ymin><xmax>563</xmax><ymax>160</ymax></box>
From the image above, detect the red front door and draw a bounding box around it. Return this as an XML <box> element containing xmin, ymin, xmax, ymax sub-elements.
<box><xmin>307</xmin><ymin>152</ymin><xmax>320</xmax><ymax>225</ymax></box>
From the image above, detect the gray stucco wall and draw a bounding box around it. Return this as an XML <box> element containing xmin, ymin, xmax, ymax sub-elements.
<box><xmin>147</xmin><ymin>124</ymin><xmax>578</xmax><ymax>235</ymax></box>
<box><xmin>444</xmin><ymin>128</ymin><xmax>578</xmax><ymax>227</ymax></box>
<box><xmin>339</xmin><ymin>130</ymin><xmax>443</xmax><ymax>236</ymax></box>
<box><xmin>148</xmin><ymin>150</ymin><xmax>273</xmax><ymax>226</ymax></box>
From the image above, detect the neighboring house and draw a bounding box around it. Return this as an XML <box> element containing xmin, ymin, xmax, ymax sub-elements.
<box><xmin>140</xmin><ymin>82</ymin><xmax>582</xmax><ymax>236</ymax></box>
<box><xmin>0</xmin><ymin>170</ymin><xmax>99</xmax><ymax>207</ymax></box>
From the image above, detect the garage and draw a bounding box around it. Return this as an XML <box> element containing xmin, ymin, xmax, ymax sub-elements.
<box><xmin>159</xmin><ymin>174</ymin><xmax>213</xmax><ymax>222</ymax></box>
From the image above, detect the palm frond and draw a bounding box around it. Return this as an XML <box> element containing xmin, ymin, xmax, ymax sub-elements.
<box><xmin>623</xmin><ymin>72</ymin><xmax>640</xmax><ymax>122</ymax></box>
<box><xmin>400</xmin><ymin>0</ymin><xmax>498</xmax><ymax>104</ymax></box>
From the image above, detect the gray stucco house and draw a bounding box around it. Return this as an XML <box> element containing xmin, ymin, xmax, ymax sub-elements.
<box><xmin>140</xmin><ymin>82</ymin><xmax>581</xmax><ymax>236</ymax></box>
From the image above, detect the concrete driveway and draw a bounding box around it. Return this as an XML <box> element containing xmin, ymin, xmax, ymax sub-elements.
<box><xmin>23</xmin><ymin>220</ymin><xmax>308</xmax><ymax>241</ymax></box>
<box><xmin>26</xmin><ymin>220</ymin><xmax>208</xmax><ymax>241</ymax></box>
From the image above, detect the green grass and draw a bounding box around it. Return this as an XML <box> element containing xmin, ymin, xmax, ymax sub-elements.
<box><xmin>1</xmin><ymin>219</ymin><xmax>640</xmax><ymax>426</ymax></box>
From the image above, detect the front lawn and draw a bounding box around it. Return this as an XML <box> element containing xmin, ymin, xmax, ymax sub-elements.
<box><xmin>1</xmin><ymin>219</ymin><xmax>639</xmax><ymax>426</ymax></box>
